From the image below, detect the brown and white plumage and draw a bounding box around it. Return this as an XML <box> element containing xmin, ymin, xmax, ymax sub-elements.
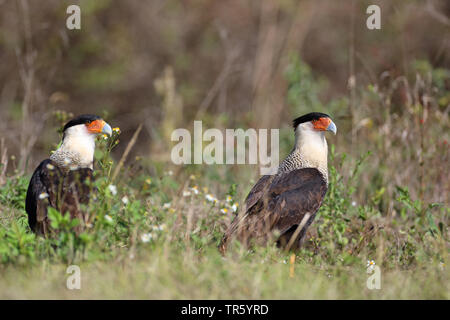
<box><xmin>25</xmin><ymin>114</ymin><xmax>112</xmax><ymax>236</ymax></box>
<box><xmin>219</xmin><ymin>112</ymin><xmax>337</xmax><ymax>252</ymax></box>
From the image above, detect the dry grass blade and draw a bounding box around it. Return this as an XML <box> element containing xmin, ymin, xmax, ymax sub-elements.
<box><xmin>0</xmin><ymin>138</ymin><xmax>8</xmax><ymax>186</ymax></box>
<box><xmin>285</xmin><ymin>213</ymin><xmax>311</xmax><ymax>252</ymax></box>
<box><xmin>111</xmin><ymin>123</ymin><xmax>143</xmax><ymax>182</ymax></box>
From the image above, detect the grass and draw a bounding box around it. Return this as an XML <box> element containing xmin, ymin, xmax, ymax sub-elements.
<box><xmin>0</xmin><ymin>57</ymin><xmax>448</xmax><ymax>300</ymax></box>
<box><xmin>0</xmin><ymin>139</ymin><xmax>447</xmax><ymax>299</ymax></box>
<box><xmin>0</xmin><ymin>248</ymin><xmax>447</xmax><ymax>299</ymax></box>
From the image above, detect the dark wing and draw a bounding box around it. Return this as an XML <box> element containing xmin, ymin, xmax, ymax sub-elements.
<box><xmin>25</xmin><ymin>159</ymin><xmax>94</xmax><ymax>236</ymax></box>
<box><xmin>26</xmin><ymin>159</ymin><xmax>63</xmax><ymax>235</ymax></box>
<box><xmin>219</xmin><ymin>174</ymin><xmax>273</xmax><ymax>252</ymax></box>
<box><xmin>243</xmin><ymin>174</ymin><xmax>274</xmax><ymax>211</ymax></box>
<box><xmin>220</xmin><ymin>168</ymin><xmax>327</xmax><ymax>251</ymax></box>
<box><xmin>269</xmin><ymin>169</ymin><xmax>327</xmax><ymax>249</ymax></box>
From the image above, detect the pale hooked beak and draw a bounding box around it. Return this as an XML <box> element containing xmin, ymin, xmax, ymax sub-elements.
<box><xmin>102</xmin><ymin>122</ymin><xmax>112</xmax><ymax>136</ymax></box>
<box><xmin>326</xmin><ymin>121</ymin><xmax>337</xmax><ymax>135</ymax></box>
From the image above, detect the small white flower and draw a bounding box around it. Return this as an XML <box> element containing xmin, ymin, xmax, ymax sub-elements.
<box><xmin>352</xmin><ymin>201</ymin><xmax>357</xmax><ymax>207</ymax></box>
<box><xmin>205</xmin><ymin>194</ymin><xmax>217</xmax><ymax>203</ymax></box>
<box><xmin>165</xmin><ymin>170</ymin><xmax>173</xmax><ymax>176</ymax></box>
<box><xmin>104</xmin><ymin>215</ymin><xmax>113</xmax><ymax>223</ymax></box>
<box><xmin>163</xmin><ymin>202</ymin><xmax>171</xmax><ymax>209</ymax></box>
<box><xmin>38</xmin><ymin>192</ymin><xmax>49</xmax><ymax>200</ymax></box>
<box><xmin>183</xmin><ymin>190</ymin><xmax>191</xmax><ymax>197</ymax></box>
<box><xmin>121</xmin><ymin>196</ymin><xmax>129</xmax><ymax>204</ymax></box>
<box><xmin>190</xmin><ymin>186</ymin><xmax>199</xmax><ymax>195</ymax></box>
<box><xmin>108</xmin><ymin>184</ymin><xmax>117</xmax><ymax>196</ymax></box>
<box><xmin>220</xmin><ymin>208</ymin><xmax>229</xmax><ymax>214</ymax></box>
<box><xmin>152</xmin><ymin>224</ymin><xmax>166</xmax><ymax>231</ymax></box>
<box><xmin>367</xmin><ymin>260</ymin><xmax>376</xmax><ymax>271</ymax></box>
<box><xmin>226</xmin><ymin>195</ymin><xmax>233</xmax><ymax>203</ymax></box>
<box><xmin>46</xmin><ymin>163</ymin><xmax>54</xmax><ymax>170</ymax></box>
<box><xmin>231</xmin><ymin>203</ymin><xmax>239</xmax><ymax>212</ymax></box>
<box><xmin>141</xmin><ymin>233</ymin><xmax>153</xmax><ymax>243</ymax></box>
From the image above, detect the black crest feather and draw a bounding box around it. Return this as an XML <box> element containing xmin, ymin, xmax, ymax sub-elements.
<box><xmin>293</xmin><ymin>112</ymin><xmax>331</xmax><ymax>129</ymax></box>
<box><xmin>63</xmin><ymin>114</ymin><xmax>101</xmax><ymax>132</ymax></box>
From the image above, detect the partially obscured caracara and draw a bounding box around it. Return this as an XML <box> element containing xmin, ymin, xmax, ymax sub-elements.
<box><xmin>25</xmin><ymin>114</ymin><xmax>112</xmax><ymax>236</ymax></box>
<box><xmin>219</xmin><ymin>112</ymin><xmax>337</xmax><ymax>253</ymax></box>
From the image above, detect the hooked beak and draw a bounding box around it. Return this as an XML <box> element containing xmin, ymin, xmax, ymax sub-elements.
<box><xmin>87</xmin><ymin>119</ymin><xmax>113</xmax><ymax>135</ymax></box>
<box><xmin>326</xmin><ymin>121</ymin><xmax>337</xmax><ymax>135</ymax></box>
<box><xmin>102</xmin><ymin>122</ymin><xmax>112</xmax><ymax>136</ymax></box>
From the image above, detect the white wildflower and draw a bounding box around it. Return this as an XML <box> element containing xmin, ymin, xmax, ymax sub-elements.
<box><xmin>104</xmin><ymin>215</ymin><xmax>113</xmax><ymax>223</ymax></box>
<box><xmin>38</xmin><ymin>192</ymin><xmax>49</xmax><ymax>200</ymax></box>
<box><xmin>352</xmin><ymin>201</ymin><xmax>357</xmax><ymax>207</ymax></box>
<box><xmin>190</xmin><ymin>186</ymin><xmax>199</xmax><ymax>195</ymax></box>
<box><xmin>231</xmin><ymin>203</ymin><xmax>239</xmax><ymax>212</ymax></box>
<box><xmin>183</xmin><ymin>190</ymin><xmax>191</xmax><ymax>197</ymax></box>
<box><xmin>205</xmin><ymin>194</ymin><xmax>218</xmax><ymax>203</ymax></box>
<box><xmin>226</xmin><ymin>195</ymin><xmax>233</xmax><ymax>203</ymax></box>
<box><xmin>121</xmin><ymin>196</ymin><xmax>129</xmax><ymax>205</ymax></box>
<box><xmin>108</xmin><ymin>184</ymin><xmax>117</xmax><ymax>196</ymax></box>
<box><xmin>163</xmin><ymin>202</ymin><xmax>171</xmax><ymax>209</ymax></box>
<box><xmin>141</xmin><ymin>233</ymin><xmax>153</xmax><ymax>243</ymax></box>
<box><xmin>220</xmin><ymin>208</ymin><xmax>229</xmax><ymax>214</ymax></box>
<box><xmin>367</xmin><ymin>260</ymin><xmax>376</xmax><ymax>271</ymax></box>
<box><xmin>152</xmin><ymin>224</ymin><xmax>166</xmax><ymax>231</ymax></box>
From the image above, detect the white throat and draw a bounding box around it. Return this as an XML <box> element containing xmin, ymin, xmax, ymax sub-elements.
<box><xmin>294</xmin><ymin>122</ymin><xmax>328</xmax><ymax>167</ymax></box>
<box><xmin>278</xmin><ymin>122</ymin><xmax>329</xmax><ymax>181</ymax></box>
<box><xmin>50</xmin><ymin>124</ymin><xmax>96</xmax><ymax>169</ymax></box>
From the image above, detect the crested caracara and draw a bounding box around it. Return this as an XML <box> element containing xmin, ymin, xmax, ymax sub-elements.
<box><xmin>219</xmin><ymin>112</ymin><xmax>337</xmax><ymax>252</ymax></box>
<box><xmin>25</xmin><ymin>114</ymin><xmax>112</xmax><ymax>236</ymax></box>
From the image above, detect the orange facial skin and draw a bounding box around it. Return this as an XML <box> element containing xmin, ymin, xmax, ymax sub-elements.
<box><xmin>86</xmin><ymin>119</ymin><xmax>106</xmax><ymax>133</ymax></box>
<box><xmin>312</xmin><ymin>117</ymin><xmax>332</xmax><ymax>131</ymax></box>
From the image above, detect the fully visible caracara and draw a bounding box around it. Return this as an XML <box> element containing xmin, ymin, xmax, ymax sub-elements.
<box><xmin>25</xmin><ymin>114</ymin><xmax>112</xmax><ymax>236</ymax></box>
<box><xmin>219</xmin><ymin>112</ymin><xmax>337</xmax><ymax>253</ymax></box>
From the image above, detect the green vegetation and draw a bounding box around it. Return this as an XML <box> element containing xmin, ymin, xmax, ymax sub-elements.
<box><xmin>0</xmin><ymin>120</ymin><xmax>447</xmax><ymax>298</ymax></box>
